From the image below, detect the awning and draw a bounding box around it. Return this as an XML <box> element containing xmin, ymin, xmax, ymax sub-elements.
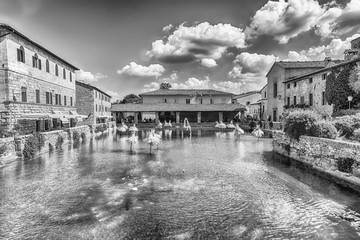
<box><xmin>19</xmin><ymin>113</ymin><xmax>50</xmax><ymax>119</ymax></box>
<box><xmin>97</xmin><ymin>115</ymin><xmax>112</xmax><ymax>119</ymax></box>
<box><xmin>69</xmin><ymin>110</ymin><xmax>88</xmax><ymax>119</ymax></box>
<box><xmin>59</xmin><ymin>117</ymin><xmax>69</xmax><ymax>123</ymax></box>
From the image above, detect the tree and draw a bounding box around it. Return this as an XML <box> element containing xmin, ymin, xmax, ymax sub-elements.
<box><xmin>325</xmin><ymin>62</ymin><xmax>358</xmax><ymax>112</ymax></box>
<box><xmin>349</xmin><ymin>66</ymin><xmax>360</xmax><ymax>94</ymax></box>
<box><xmin>160</xmin><ymin>82</ymin><xmax>172</xmax><ymax>89</ymax></box>
<box><xmin>120</xmin><ymin>94</ymin><xmax>142</xmax><ymax>104</ymax></box>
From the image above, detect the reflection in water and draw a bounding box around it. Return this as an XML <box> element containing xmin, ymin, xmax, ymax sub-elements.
<box><xmin>0</xmin><ymin>129</ymin><xmax>360</xmax><ymax>239</ymax></box>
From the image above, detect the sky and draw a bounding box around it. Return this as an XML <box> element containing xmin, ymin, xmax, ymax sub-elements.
<box><xmin>1</xmin><ymin>0</ymin><xmax>360</xmax><ymax>101</ymax></box>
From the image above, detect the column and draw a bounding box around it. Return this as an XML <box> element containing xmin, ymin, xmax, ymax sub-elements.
<box><xmin>134</xmin><ymin>112</ymin><xmax>139</xmax><ymax>124</ymax></box>
<box><xmin>176</xmin><ymin>111</ymin><xmax>180</xmax><ymax>124</ymax></box>
<box><xmin>112</xmin><ymin>112</ymin><xmax>117</xmax><ymax>123</ymax></box>
<box><xmin>197</xmin><ymin>112</ymin><xmax>201</xmax><ymax>123</ymax></box>
<box><xmin>155</xmin><ymin>112</ymin><xmax>159</xmax><ymax>123</ymax></box>
<box><xmin>218</xmin><ymin>111</ymin><xmax>223</xmax><ymax>122</ymax></box>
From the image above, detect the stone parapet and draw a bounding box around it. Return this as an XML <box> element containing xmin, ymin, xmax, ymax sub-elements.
<box><xmin>273</xmin><ymin>131</ymin><xmax>360</xmax><ymax>192</ymax></box>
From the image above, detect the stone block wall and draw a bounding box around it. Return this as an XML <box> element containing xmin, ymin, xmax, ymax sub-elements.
<box><xmin>76</xmin><ymin>83</ymin><xmax>95</xmax><ymax>125</ymax></box>
<box><xmin>0</xmin><ymin>137</ymin><xmax>17</xmax><ymax>162</ymax></box>
<box><xmin>273</xmin><ymin>131</ymin><xmax>360</xmax><ymax>191</ymax></box>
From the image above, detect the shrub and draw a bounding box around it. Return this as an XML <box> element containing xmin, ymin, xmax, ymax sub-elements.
<box><xmin>269</xmin><ymin>121</ymin><xmax>274</xmax><ymax>129</ymax></box>
<box><xmin>284</xmin><ymin>110</ymin><xmax>320</xmax><ymax>140</ymax></box>
<box><xmin>94</xmin><ymin>124</ymin><xmax>106</xmax><ymax>133</ymax></box>
<box><xmin>353</xmin><ymin>128</ymin><xmax>360</xmax><ymax>142</ymax></box>
<box><xmin>0</xmin><ymin>144</ymin><xmax>7</xmax><ymax>156</ymax></box>
<box><xmin>81</xmin><ymin>132</ymin><xmax>86</xmax><ymax>141</ymax></box>
<box><xmin>332</xmin><ymin>109</ymin><xmax>360</xmax><ymax>117</ymax></box>
<box><xmin>333</xmin><ymin>115</ymin><xmax>360</xmax><ymax>138</ymax></box>
<box><xmin>337</xmin><ymin>157</ymin><xmax>355</xmax><ymax>173</ymax></box>
<box><xmin>73</xmin><ymin>131</ymin><xmax>80</xmax><ymax>146</ymax></box>
<box><xmin>308</xmin><ymin>121</ymin><xmax>337</xmax><ymax>139</ymax></box>
<box><xmin>55</xmin><ymin>135</ymin><xmax>64</xmax><ymax>149</ymax></box>
<box><xmin>23</xmin><ymin>133</ymin><xmax>45</xmax><ymax>159</ymax></box>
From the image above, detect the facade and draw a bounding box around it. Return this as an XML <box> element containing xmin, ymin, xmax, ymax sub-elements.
<box><xmin>75</xmin><ymin>81</ymin><xmax>112</xmax><ymax>124</ymax></box>
<box><xmin>266</xmin><ymin>61</ymin><xmax>332</xmax><ymax>122</ymax></box>
<box><xmin>232</xmin><ymin>91</ymin><xmax>261</xmax><ymax>119</ymax></box>
<box><xmin>0</xmin><ymin>24</ymin><xmax>80</xmax><ymax>135</ymax></box>
<box><xmin>259</xmin><ymin>84</ymin><xmax>268</xmax><ymax>120</ymax></box>
<box><xmin>344</xmin><ymin>36</ymin><xmax>360</xmax><ymax>61</ymax></box>
<box><xmin>112</xmin><ymin>89</ymin><xmax>246</xmax><ymax>124</ymax></box>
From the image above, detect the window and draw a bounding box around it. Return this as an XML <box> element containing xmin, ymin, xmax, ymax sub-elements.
<box><xmin>322</xmin><ymin>73</ymin><xmax>327</xmax><ymax>80</ymax></box>
<box><xmin>36</xmin><ymin>89</ymin><xmax>40</xmax><ymax>103</ymax></box>
<box><xmin>322</xmin><ymin>91</ymin><xmax>326</xmax><ymax>105</ymax></box>
<box><xmin>200</xmin><ymin>99</ymin><xmax>203</xmax><ymax>104</ymax></box>
<box><xmin>273</xmin><ymin>83</ymin><xmax>278</xmax><ymax>98</ymax></box>
<box><xmin>287</xmin><ymin>84</ymin><xmax>290</xmax><ymax>89</ymax></box>
<box><xmin>300</xmin><ymin>96</ymin><xmax>304</xmax><ymax>104</ymax></box>
<box><xmin>309</xmin><ymin>93</ymin><xmax>313</xmax><ymax>106</ymax></box>
<box><xmin>246</xmin><ymin>101</ymin><xmax>251</xmax><ymax>106</ymax></box>
<box><xmin>32</xmin><ymin>54</ymin><xmax>38</xmax><ymax>68</ymax></box>
<box><xmin>293</xmin><ymin>82</ymin><xmax>297</xmax><ymax>87</ymax></box>
<box><xmin>64</xmin><ymin>96</ymin><xmax>67</xmax><ymax>106</ymax></box>
<box><xmin>46</xmin><ymin>92</ymin><xmax>50</xmax><ymax>104</ymax></box>
<box><xmin>95</xmin><ymin>92</ymin><xmax>97</xmax><ymax>98</ymax></box>
<box><xmin>50</xmin><ymin>92</ymin><xmax>53</xmax><ymax>105</ymax></box>
<box><xmin>38</xmin><ymin>59</ymin><xmax>42</xmax><ymax>70</ymax></box>
<box><xmin>55</xmin><ymin>65</ymin><xmax>59</xmax><ymax>76</ymax></box>
<box><xmin>59</xmin><ymin>94</ymin><xmax>62</xmax><ymax>105</ymax></box>
<box><xmin>55</xmin><ymin>94</ymin><xmax>58</xmax><ymax>105</ymax></box>
<box><xmin>186</xmin><ymin>99</ymin><xmax>190</xmax><ymax>104</ymax></box>
<box><xmin>293</xmin><ymin>96</ymin><xmax>297</xmax><ymax>105</ymax></box>
<box><xmin>264</xmin><ymin>91</ymin><xmax>267</xmax><ymax>98</ymax></box>
<box><xmin>17</xmin><ymin>46</ymin><xmax>25</xmax><ymax>63</ymax></box>
<box><xmin>69</xmin><ymin>72</ymin><xmax>72</xmax><ymax>82</ymax></box>
<box><xmin>210</xmin><ymin>99</ymin><xmax>214</xmax><ymax>104</ymax></box>
<box><xmin>63</xmin><ymin>68</ymin><xmax>66</xmax><ymax>79</ymax></box>
<box><xmin>70</xmin><ymin>97</ymin><xmax>73</xmax><ymax>106</ymax></box>
<box><xmin>309</xmin><ymin>77</ymin><xmax>313</xmax><ymax>83</ymax></box>
<box><xmin>21</xmin><ymin>87</ymin><xmax>27</xmax><ymax>102</ymax></box>
<box><xmin>287</xmin><ymin>97</ymin><xmax>290</xmax><ymax>106</ymax></box>
<box><xmin>164</xmin><ymin>98</ymin><xmax>167</xmax><ymax>103</ymax></box>
<box><xmin>46</xmin><ymin>59</ymin><xmax>50</xmax><ymax>73</ymax></box>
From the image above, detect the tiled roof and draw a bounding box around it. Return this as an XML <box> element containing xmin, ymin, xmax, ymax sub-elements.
<box><xmin>0</xmin><ymin>24</ymin><xmax>79</xmax><ymax>70</ymax></box>
<box><xmin>140</xmin><ymin>89</ymin><xmax>234</xmax><ymax>96</ymax></box>
<box><xmin>232</xmin><ymin>90</ymin><xmax>260</xmax><ymax>99</ymax></box>
<box><xmin>276</xmin><ymin>61</ymin><xmax>326</xmax><ymax>69</ymax></box>
<box><xmin>76</xmin><ymin>81</ymin><xmax>112</xmax><ymax>98</ymax></box>
<box><xmin>112</xmin><ymin>103</ymin><xmax>246</xmax><ymax>112</ymax></box>
<box><xmin>283</xmin><ymin>57</ymin><xmax>360</xmax><ymax>83</ymax></box>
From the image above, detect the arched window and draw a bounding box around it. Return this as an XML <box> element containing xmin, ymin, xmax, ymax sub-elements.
<box><xmin>46</xmin><ymin>59</ymin><xmax>50</xmax><ymax>73</ymax></box>
<box><xmin>63</xmin><ymin>68</ymin><xmax>66</xmax><ymax>79</ymax></box>
<box><xmin>17</xmin><ymin>46</ymin><xmax>25</xmax><ymax>63</ymax></box>
<box><xmin>55</xmin><ymin>64</ymin><xmax>58</xmax><ymax>76</ymax></box>
<box><xmin>32</xmin><ymin>53</ymin><xmax>38</xmax><ymax>68</ymax></box>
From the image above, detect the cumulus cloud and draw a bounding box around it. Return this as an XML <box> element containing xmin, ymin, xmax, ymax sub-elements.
<box><xmin>147</xmin><ymin>22</ymin><xmax>246</xmax><ymax>65</ymax></box>
<box><xmin>160</xmin><ymin>72</ymin><xmax>178</xmax><ymax>82</ymax></box>
<box><xmin>228</xmin><ymin>53</ymin><xmax>276</xmax><ymax>79</ymax></box>
<box><xmin>246</xmin><ymin>0</ymin><xmax>360</xmax><ymax>43</ymax></box>
<box><xmin>285</xmin><ymin>33</ymin><xmax>360</xmax><ymax>61</ymax></box>
<box><xmin>117</xmin><ymin>62</ymin><xmax>165</xmax><ymax>78</ymax></box>
<box><xmin>75</xmin><ymin>70</ymin><xmax>108</xmax><ymax>82</ymax></box>
<box><xmin>172</xmin><ymin>77</ymin><xmax>211</xmax><ymax>89</ymax></box>
<box><xmin>163</xmin><ymin>24</ymin><xmax>173</xmax><ymax>33</ymax></box>
<box><xmin>200</xmin><ymin>58</ymin><xmax>217</xmax><ymax>68</ymax></box>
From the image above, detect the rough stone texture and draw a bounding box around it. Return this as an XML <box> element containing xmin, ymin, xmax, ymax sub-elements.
<box><xmin>0</xmin><ymin>137</ymin><xmax>17</xmax><ymax>162</ymax></box>
<box><xmin>273</xmin><ymin>131</ymin><xmax>360</xmax><ymax>191</ymax></box>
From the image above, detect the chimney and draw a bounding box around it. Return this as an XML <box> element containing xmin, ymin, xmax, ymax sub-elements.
<box><xmin>324</xmin><ymin>57</ymin><xmax>333</xmax><ymax>68</ymax></box>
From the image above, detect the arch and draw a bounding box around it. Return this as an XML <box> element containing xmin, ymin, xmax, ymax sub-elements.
<box><xmin>17</xmin><ymin>46</ymin><xmax>25</xmax><ymax>63</ymax></box>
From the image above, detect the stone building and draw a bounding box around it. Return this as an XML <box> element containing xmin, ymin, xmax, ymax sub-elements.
<box><xmin>112</xmin><ymin>89</ymin><xmax>246</xmax><ymax>124</ymax></box>
<box><xmin>0</xmin><ymin>24</ymin><xmax>81</xmax><ymax>135</ymax></box>
<box><xmin>259</xmin><ymin>84</ymin><xmax>268</xmax><ymax>120</ymax></box>
<box><xmin>266</xmin><ymin>61</ymin><xmax>330</xmax><ymax>122</ymax></box>
<box><xmin>344</xmin><ymin>36</ymin><xmax>360</xmax><ymax>61</ymax></box>
<box><xmin>232</xmin><ymin>90</ymin><xmax>261</xmax><ymax>119</ymax></box>
<box><xmin>75</xmin><ymin>81</ymin><xmax>112</xmax><ymax>125</ymax></box>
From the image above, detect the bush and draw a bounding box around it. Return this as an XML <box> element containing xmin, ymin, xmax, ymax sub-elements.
<box><xmin>353</xmin><ymin>128</ymin><xmax>360</xmax><ymax>142</ymax></box>
<box><xmin>333</xmin><ymin>115</ymin><xmax>360</xmax><ymax>138</ymax></box>
<box><xmin>55</xmin><ymin>135</ymin><xmax>64</xmax><ymax>149</ymax></box>
<box><xmin>308</xmin><ymin>121</ymin><xmax>337</xmax><ymax>139</ymax></box>
<box><xmin>337</xmin><ymin>157</ymin><xmax>355</xmax><ymax>173</ymax></box>
<box><xmin>332</xmin><ymin>109</ymin><xmax>360</xmax><ymax>117</ymax></box>
<box><xmin>0</xmin><ymin>144</ymin><xmax>7</xmax><ymax>156</ymax></box>
<box><xmin>73</xmin><ymin>131</ymin><xmax>80</xmax><ymax>146</ymax></box>
<box><xmin>23</xmin><ymin>133</ymin><xmax>45</xmax><ymax>159</ymax></box>
<box><xmin>269</xmin><ymin>121</ymin><xmax>274</xmax><ymax>129</ymax></box>
<box><xmin>94</xmin><ymin>124</ymin><xmax>107</xmax><ymax>133</ymax></box>
<box><xmin>284</xmin><ymin>110</ymin><xmax>320</xmax><ymax>140</ymax></box>
<box><xmin>81</xmin><ymin>132</ymin><xmax>86</xmax><ymax>141</ymax></box>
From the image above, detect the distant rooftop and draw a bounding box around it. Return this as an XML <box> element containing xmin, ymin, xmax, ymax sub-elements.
<box><xmin>0</xmin><ymin>23</ymin><xmax>79</xmax><ymax>70</ymax></box>
<box><xmin>232</xmin><ymin>90</ymin><xmax>260</xmax><ymax>99</ymax></box>
<box><xmin>140</xmin><ymin>89</ymin><xmax>234</xmax><ymax>96</ymax></box>
<box><xmin>76</xmin><ymin>81</ymin><xmax>111</xmax><ymax>98</ymax></box>
<box><xmin>276</xmin><ymin>61</ymin><xmax>326</xmax><ymax>69</ymax></box>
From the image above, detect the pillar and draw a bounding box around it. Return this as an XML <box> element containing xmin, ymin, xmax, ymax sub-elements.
<box><xmin>112</xmin><ymin>112</ymin><xmax>117</xmax><ymax>123</ymax></box>
<box><xmin>134</xmin><ymin>112</ymin><xmax>139</xmax><ymax>124</ymax></box>
<box><xmin>197</xmin><ymin>112</ymin><xmax>201</xmax><ymax>123</ymax></box>
<box><xmin>218</xmin><ymin>111</ymin><xmax>223</xmax><ymax>122</ymax></box>
<box><xmin>155</xmin><ymin>112</ymin><xmax>159</xmax><ymax>122</ymax></box>
<box><xmin>176</xmin><ymin>111</ymin><xmax>180</xmax><ymax>124</ymax></box>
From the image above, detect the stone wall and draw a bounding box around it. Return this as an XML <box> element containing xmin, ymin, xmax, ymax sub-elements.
<box><xmin>76</xmin><ymin>83</ymin><xmax>95</xmax><ymax>125</ymax></box>
<box><xmin>273</xmin><ymin>131</ymin><xmax>360</xmax><ymax>191</ymax></box>
<box><xmin>0</xmin><ymin>137</ymin><xmax>17</xmax><ymax>163</ymax></box>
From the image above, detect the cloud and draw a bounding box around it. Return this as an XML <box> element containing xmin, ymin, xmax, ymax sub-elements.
<box><xmin>200</xmin><ymin>58</ymin><xmax>217</xmax><ymax>68</ymax></box>
<box><xmin>228</xmin><ymin>53</ymin><xmax>276</xmax><ymax>79</ymax></box>
<box><xmin>212</xmin><ymin>81</ymin><xmax>244</xmax><ymax>94</ymax></box>
<box><xmin>160</xmin><ymin>72</ymin><xmax>178</xmax><ymax>82</ymax></box>
<box><xmin>117</xmin><ymin>62</ymin><xmax>165</xmax><ymax>78</ymax></box>
<box><xmin>172</xmin><ymin>77</ymin><xmax>211</xmax><ymax>89</ymax></box>
<box><xmin>106</xmin><ymin>91</ymin><xmax>121</xmax><ymax>102</ymax></box>
<box><xmin>285</xmin><ymin>33</ymin><xmax>360</xmax><ymax>61</ymax></box>
<box><xmin>246</xmin><ymin>0</ymin><xmax>360</xmax><ymax>43</ymax></box>
<box><xmin>147</xmin><ymin>22</ymin><xmax>246</xmax><ymax>64</ymax></box>
<box><xmin>163</xmin><ymin>24</ymin><xmax>173</xmax><ymax>33</ymax></box>
<box><xmin>75</xmin><ymin>70</ymin><xmax>108</xmax><ymax>82</ymax></box>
